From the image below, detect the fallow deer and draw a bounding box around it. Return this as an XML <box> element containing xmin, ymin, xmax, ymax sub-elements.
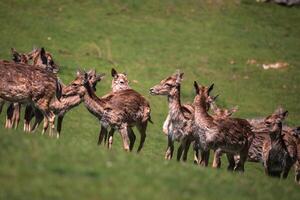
<box><xmin>193</xmin><ymin>81</ymin><xmax>253</xmax><ymax>171</ymax></box>
<box><xmin>291</xmin><ymin>127</ymin><xmax>300</xmax><ymax>184</ymax></box>
<box><xmin>262</xmin><ymin>108</ymin><xmax>297</xmax><ymax>178</ymax></box>
<box><xmin>25</xmin><ymin>70</ymin><xmax>104</xmax><ymax>138</ymax></box>
<box><xmin>149</xmin><ymin>71</ymin><xmax>196</xmax><ymax>161</ymax></box>
<box><xmin>0</xmin><ymin>60</ymin><xmax>62</xmax><ymax>136</ymax></box>
<box><xmin>75</xmin><ymin>71</ymin><xmax>151</xmax><ymax>152</ymax></box>
<box><xmin>97</xmin><ymin>68</ymin><xmax>133</xmax><ymax>147</ymax></box>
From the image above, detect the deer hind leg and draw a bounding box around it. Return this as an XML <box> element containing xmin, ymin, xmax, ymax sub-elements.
<box><xmin>12</xmin><ymin>103</ymin><xmax>21</xmax><ymax>129</ymax></box>
<box><xmin>226</xmin><ymin>153</ymin><xmax>235</xmax><ymax>171</ymax></box>
<box><xmin>5</xmin><ymin>103</ymin><xmax>14</xmax><ymax>128</ymax></box>
<box><xmin>107</xmin><ymin>128</ymin><xmax>115</xmax><ymax>149</ymax></box>
<box><xmin>98</xmin><ymin>125</ymin><xmax>108</xmax><ymax>145</ymax></box>
<box><xmin>182</xmin><ymin>138</ymin><xmax>192</xmax><ymax>162</ymax></box>
<box><xmin>24</xmin><ymin>105</ymin><xmax>34</xmax><ymax>132</ymax></box>
<box><xmin>119</xmin><ymin>125</ymin><xmax>130</xmax><ymax>151</ymax></box>
<box><xmin>200</xmin><ymin>150</ymin><xmax>210</xmax><ymax>167</ymax></box>
<box><xmin>177</xmin><ymin>143</ymin><xmax>184</xmax><ymax>161</ymax></box>
<box><xmin>212</xmin><ymin>149</ymin><xmax>222</xmax><ymax>168</ymax></box>
<box><xmin>128</xmin><ymin>127</ymin><xmax>136</xmax><ymax>151</ymax></box>
<box><xmin>136</xmin><ymin>122</ymin><xmax>147</xmax><ymax>152</ymax></box>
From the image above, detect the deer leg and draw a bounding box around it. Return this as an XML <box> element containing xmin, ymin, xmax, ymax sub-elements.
<box><xmin>98</xmin><ymin>125</ymin><xmax>108</xmax><ymax>145</ymax></box>
<box><xmin>165</xmin><ymin>135</ymin><xmax>174</xmax><ymax>160</ymax></box>
<box><xmin>177</xmin><ymin>144</ymin><xmax>184</xmax><ymax>161</ymax></box>
<box><xmin>226</xmin><ymin>153</ymin><xmax>235</xmax><ymax>171</ymax></box>
<box><xmin>119</xmin><ymin>125</ymin><xmax>130</xmax><ymax>151</ymax></box>
<box><xmin>234</xmin><ymin>147</ymin><xmax>248</xmax><ymax>172</ymax></box>
<box><xmin>56</xmin><ymin>115</ymin><xmax>64</xmax><ymax>137</ymax></box>
<box><xmin>128</xmin><ymin>127</ymin><xmax>136</xmax><ymax>151</ymax></box>
<box><xmin>200</xmin><ymin>150</ymin><xmax>210</xmax><ymax>167</ymax></box>
<box><xmin>24</xmin><ymin>105</ymin><xmax>34</xmax><ymax>132</ymax></box>
<box><xmin>136</xmin><ymin>122</ymin><xmax>147</xmax><ymax>152</ymax></box>
<box><xmin>107</xmin><ymin>128</ymin><xmax>115</xmax><ymax>149</ymax></box>
<box><xmin>31</xmin><ymin>109</ymin><xmax>44</xmax><ymax>133</ymax></box>
<box><xmin>295</xmin><ymin>161</ymin><xmax>300</xmax><ymax>184</ymax></box>
<box><xmin>5</xmin><ymin>103</ymin><xmax>14</xmax><ymax>128</ymax></box>
<box><xmin>0</xmin><ymin>100</ymin><xmax>4</xmax><ymax>114</ymax></box>
<box><xmin>13</xmin><ymin>103</ymin><xmax>21</xmax><ymax>129</ymax></box>
<box><xmin>212</xmin><ymin>149</ymin><xmax>222</xmax><ymax>168</ymax></box>
<box><xmin>182</xmin><ymin>139</ymin><xmax>191</xmax><ymax>162</ymax></box>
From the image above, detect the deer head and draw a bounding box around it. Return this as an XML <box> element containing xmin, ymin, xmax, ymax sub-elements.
<box><xmin>264</xmin><ymin>107</ymin><xmax>288</xmax><ymax>138</ymax></box>
<box><xmin>149</xmin><ymin>70</ymin><xmax>184</xmax><ymax>96</ymax></box>
<box><xmin>212</xmin><ymin>104</ymin><xmax>238</xmax><ymax>120</ymax></box>
<box><xmin>111</xmin><ymin>68</ymin><xmax>130</xmax><ymax>92</ymax></box>
<box><xmin>11</xmin><ymin>48</ymin><xmax>30</xmax><ymax>64</ymax></box>
<box><xmin>63</xmin><ymin>70</ymin><xmax>105</xmax><ymax>98</ymax></box>
<box><xmin>31</xmin><ymin>47</ymin><xmax>59</xmax><ymax>73</ymax></box>
<box><xmin>193</xmin><ymin>81</ymin><xmax>215</xmax><ymax>111</ymax></box>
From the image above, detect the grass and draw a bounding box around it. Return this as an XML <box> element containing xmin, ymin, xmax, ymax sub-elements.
<box><xmin>0</xmin><ymin>0</ymin><xmax>300</xmax><ymax>199</ymax></box>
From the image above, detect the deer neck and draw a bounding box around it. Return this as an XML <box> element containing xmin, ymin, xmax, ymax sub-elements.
<box><xmin>194</xmin><ymin>95</ymin><xmax>214</xmax><ymax>129</ymax></box>
<box><xmin>83</xmin><ymin>87</ymin><xmax>106</xmax><ymax>117</ymax></box>
<box><xmin>50</xmin><ymin>95</ymin><xmax>82</xmax><ymax>114</ymax></box>
<box><xmin>270</xmin><ymin>123</ymin><xmax>286</xmax><ymax>149</ymax></box>
<box><xmin>167</xmin><ymin>85</ymin><xmax>184</xmax><ymax>120</ymax></box>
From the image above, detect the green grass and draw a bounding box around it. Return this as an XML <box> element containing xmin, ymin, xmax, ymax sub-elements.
<box><xmin>0</xmin><ymin>0</ymin><xmax>300</xmax><ymax>199</ymax></box>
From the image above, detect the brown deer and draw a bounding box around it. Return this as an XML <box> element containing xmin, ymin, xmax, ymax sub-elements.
<box><xmin>291</xmin><ymin>127</ymin><xmax>300</xmax><ymax>184</ymax></box>
<box><xmin>0</xmin><ymin>60</ymin><xmax>62</xmax><ymax>136</ymax></box>
<box><xmin>78</xmin><ymin>71</ymin><xmax>151</xmax><ymax>152</ymax></box>
<box><xmin>262</xmin><ymin>108</ymin><xmax>297</xmax><ymax>178</ymax></box>
<box><xmin>97</xmin><ymin>68</ymin><xmax>133</xmax><ymax>147</ymax></box>
<box><xmin>25</xmin><ymin>70</ymin><xmax>104</xmax><ymax>138</ymax></box>
<box><xmin>193</xmin><ymin>81</ymin><xmax>253</xmax><ymax>171</ymax></box>
<box><xmin>149</xmin><ymin>71</ymin><xmax>196</xmax><ymax>161</ymax></box>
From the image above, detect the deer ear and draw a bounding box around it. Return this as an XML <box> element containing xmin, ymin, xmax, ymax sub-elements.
<box><xmin>213</xmin><ymin>94</ymin><xmax>219</xmax><ymax>102</ymax></box>
<box><xmin>176</xmin><ymin>72</ymin><xmax>184</xmax><ymax>84</ymax></box>
<box><xmin>281</xmin><ymin>110</ymin><xmax>288</xmax><ymax>119</ymax></box>
<box><xmin>194</xmin><ymin>81</ymin><xmax>200</xmax><ymax>94</ymax></box>
<box><xmin>11</xmin><ymin>48</ymin><xmax>17</xmax><ymax>54</ymax></box>
<box><xmin>208</xmin><ymin>83</ymin><xmax>214</xmax><ymax>94</ymax></box>
<box><xmin>111</xmin><ymin>68</ymin><xmax>117</xmax><ymax>77</ymax></box>
<box><xmin>40</xmin><ymin>47</ymin><xmax>46</xmax><ymax>56</ymax></box>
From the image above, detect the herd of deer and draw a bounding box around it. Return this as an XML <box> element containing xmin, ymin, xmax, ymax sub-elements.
<box><xmin>0</xmin><ymin>47</ymin><xmax>299</xmax><ymax>184</ymax></box>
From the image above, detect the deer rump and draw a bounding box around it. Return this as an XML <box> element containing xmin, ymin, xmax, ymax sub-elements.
<box><xmin>0</xmin><ymin>61</ymin><xmax>61</xmax><ymax>103</ymax></box>
<box><xmin>99</xmin><ymin>89</ymin><xmax>151</xmax><ymax>128</ymax></box>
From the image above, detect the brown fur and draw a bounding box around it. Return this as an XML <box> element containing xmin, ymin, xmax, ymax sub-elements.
<box><xmin>149</xmin><ymin>71</ymin><xmax>196</xmax><ymax>162</ymax></box>
<box><xmin>0</xmin><ymin>60</ymin><xmax>61</xmax><ymax>136</ymax></box>
<box><xmin>79</xmin><ymin>71</ymin><xmax>151</xmax><ymax>152</ymax></box>
<box><xmin>262</xmin><ymin>108</ymin><xmax>296</xmax><ymax>178</ymax></box>
<box><xmin>26</xmin><ymin>70</ymin><xmax>104</xmax><ymax>137</ymax></box>
<box><xmin>193</xmin><ymin>81</ymin><xmax>253</xmax><ymax>171</ymax></box>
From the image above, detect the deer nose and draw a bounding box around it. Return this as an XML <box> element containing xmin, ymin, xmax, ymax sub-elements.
<box><xmin>149</xmin><ymin>88</ymin><xmax>154</xmax><ymax>94</ymax></box>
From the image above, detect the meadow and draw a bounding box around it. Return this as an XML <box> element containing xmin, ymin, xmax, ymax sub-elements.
<box><xmin>0</xmin><ymin>0</ymin><xmax>299</xmax><ymax>199</ymax></box>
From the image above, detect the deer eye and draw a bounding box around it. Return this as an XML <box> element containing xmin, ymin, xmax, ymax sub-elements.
<box><xmin>165</xmin><ymin>83</ymin><xmax>172</xmax><ymax>87</ymax></box>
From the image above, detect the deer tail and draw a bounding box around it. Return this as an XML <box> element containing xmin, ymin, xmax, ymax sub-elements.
<box><xmin>56</xmin><ymin>78</ymin><xmax>62</xmax><ymax>101</ymax></box>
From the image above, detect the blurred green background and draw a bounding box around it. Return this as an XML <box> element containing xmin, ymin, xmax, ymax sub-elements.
<box><xmin>0</xmin><ymin>0</ymin><xmax>299</xmax><ymax>199</ymax></box>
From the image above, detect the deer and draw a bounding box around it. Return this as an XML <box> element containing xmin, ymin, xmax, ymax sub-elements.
<box><xmin>0</xmin><ymin>59</ymin><xmax>62</xmax><ymax>136</ymax></box>
<box><xmin>2</xmin><ymin>47</ymin><xmax>59</xmax><ymax>131</ymax></box>
<box><xmin>193</xmin><ymin>81</ymin><xmax>253</xmax><ymax>171</ymax></box>
<box><xmin>97</xmin><ymin>68</ymin><xmax>133</xmax><ymax>147</ymax></box>
<box><xmin>24</xmin><ymin>70</ymin><xmax>104</xmax><ymax>138</ymax></box>
<box><xmin>149</xmin><ymin>71</ymin><xmax>198</xmax><ymax>162</ymax></box>
<box><xmin>73</xmin><ymin>70</ymin><xmax>151</xmax><ymax>152</ymax></box>
<box><xmin>262</xmin><ymin>108</ymin><xmax>297</xmax><ymax>178</ymax></box>
<box><xmin>291</xmin><ymin>127</ymin><xmax>300</xmax><ymax>184</ymax></box>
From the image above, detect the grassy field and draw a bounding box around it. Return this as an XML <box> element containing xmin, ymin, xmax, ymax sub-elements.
<box><xmin>0</xmin><ymin>0</ymin><xmax>300</xmax><ymax>199</ymax></box>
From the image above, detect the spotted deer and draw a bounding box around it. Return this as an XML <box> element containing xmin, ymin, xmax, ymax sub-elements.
<box><xmin>25</xmin><ymin>70</ymin><xmax>104</xmax><ymax>138</ymax></box>
<box><xmin>0</xmin><ymin>60</ymin><xmax>62</xmax><ymax>136</ymax></box>
<box><xmin>78</xmin><ymin>71</ymin><xmax>151</xmax><ymax>152</ymax></box>
<box><xmin>291</xmin><ymin>127</ymin><xmax>300</xmax><ymax>184</ymax></box>
<box><xmin>193</xmin><ymin>81</ymin><xmax>253</xmax><ymax>171</ymax></box>
<box><xmin>97</xmin><ymin>68</ymin><xmax>133</xmax><ymax>147</ymax></box>
<box><xmin>149</xmin><ymin>71</ymin><xmax>197</xmax><ymax>161</ymax></box>
<box><xmin>262</xmin><ymin>108</ymin><xmax>297</xmax><ymax>178</ymax></box>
